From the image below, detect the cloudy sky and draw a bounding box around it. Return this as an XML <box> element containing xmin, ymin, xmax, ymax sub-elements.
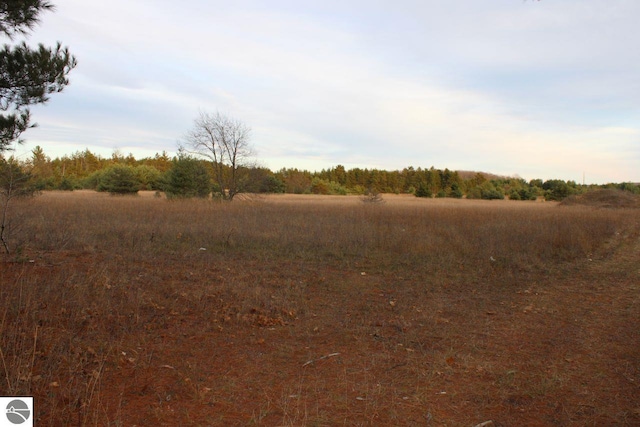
<box><xmin>14</xmin><ymin>0</ymin><xmax>640</xmax><ymax>183</ymax></box>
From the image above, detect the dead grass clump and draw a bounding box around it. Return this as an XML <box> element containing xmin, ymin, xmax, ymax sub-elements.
<box><xmin>560</xmin><ymin>189</ymin><xmax>640</xmax><ymax>209</ymax></box>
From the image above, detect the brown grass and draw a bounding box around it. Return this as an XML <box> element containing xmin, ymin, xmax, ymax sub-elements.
<box><xmin>560</xmin><ymin>189</ymin><xmax>640</xmax><ymax>209</ymax></box>
<box><xmin>1</xmin><ymin>191</ymin><xmax>639</xmax><ymax>426</ymax></box>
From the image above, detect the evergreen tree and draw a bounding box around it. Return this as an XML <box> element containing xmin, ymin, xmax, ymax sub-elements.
<box><xmin>97</xmin><ymin>164</ymin><xmax>140</xmax><ymax>195</ymax></box>
<box><xmin>0</xmin><ymin>1</ymin><xmax>76</xmax><ymax>151</ymax></box>
<box><xmin>414</xmin><ymin>182</ymin><xmax>432</xmax><ymax>198</ymax></box>
<box><xmin>0</xmin><ymin>155</ymin><xmax>36</xmax><ymax>252</ymax></box>
<box><xmin>259</xmin><ymin>175</ymin><xmax>285</xmax><ymax>193</ymax></box>
<box><xmin>165</xmin><ymin>155</ymin><xmax>211</xmax><ymax>198</ymax></box>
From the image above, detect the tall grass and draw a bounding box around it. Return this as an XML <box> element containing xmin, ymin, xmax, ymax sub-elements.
<box><xmin>10</xmin><ymin>192</ymin><xmax>631</xmax><ymax>271</ymax></box>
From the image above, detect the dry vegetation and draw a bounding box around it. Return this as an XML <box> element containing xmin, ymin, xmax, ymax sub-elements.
<box><xmin>560</xmin><ymin>188</ymin><xmax>640</xmax><ymax>209</ymax></box>
<box><xmin>1</xmin><ymin>191</ymin><xmax>639</xmax><ymax>426</ymax></box>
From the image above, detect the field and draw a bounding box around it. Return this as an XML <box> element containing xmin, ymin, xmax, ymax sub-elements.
<box><xmin>1</xmin><ymin>191</ymin><xmax>639</xmax><ymax>426</ymax></box>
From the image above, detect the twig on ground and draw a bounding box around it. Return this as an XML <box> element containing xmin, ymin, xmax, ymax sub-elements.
<box><xmin>302</xmin><ymin>352</ymin><xmax>340</xmax><ymax>367</ymax></box>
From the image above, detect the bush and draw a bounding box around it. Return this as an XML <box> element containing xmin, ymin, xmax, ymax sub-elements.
<box><xmin>618</xmin><ymin>182</ymin><xmax>639</xmax><ymax>195</ymax></box>
<box><xmin>414</xmin><ymin>183</ymin><xmax>432</xmax><ymax>198</ymax></box>
<box><xmin>481</xmin><ymin>188</ymin><xmax>504</xmax><ymax>200</ymax></box>
<box><xmin>58</xmin><ymin>177</ymin><xmax>77</xmax><ymax>191</ymax></box>
<box><xmin>466</xmin><ymin>187</ymin><xmax>482</xmax><ymax>199</ymax></box>
<box><xmin>33</xmin><ymin>177</ymin><xmax>56</xmax><ymax>191</ymax></box>
<box><xmin>97</xmin><ymin>165</ymin><xmax>140</xmax><ymax>195</ymax></box>
<box><xmin>478</xmin><ymin>182</ymin><xmax>504</xmax><ymax>200</ymax></box>
<box><xmin>310</xmin><ymin>178</ymin><xmax>329</xmax><ymax>194</ymax></box>
<box><xmin>310</xmin><ymin>178</ymin><xmax>347</xmax><ymax>195</ymax></box>
<box><xmin>509</xmin><ymin>187</ymin><xmax>537</xmax><ymax>201</ymax></box>
<box><xmin>165</xmin><ymin>156</ymin><xmax>211</xmax><ymax>198</ymax></box>
<box><xmin>328</xmin><ymin>180</ymin><xmax>348</xmax><ymax>195</ymax></box>
<box><xmin>259</xmin><ymin>175</ymin><xmax>285</xmax><ymax>193</ymax></box>
<box><xmin>450</xmin><ymin>183</ymin><xmax>463</xmax><ymax>198</ymax></box>
<box><xmin>0</xmin><ymin>158</ymin><xmax>37</xmax><ymax>198</ymax></box>
<box><xmin>543</xmin><ymin>179</ymin><xmax>578</xmax><ymax>201</ymax></box>
<box><xmin>82</xmin><ymin>170</ymin><xmax>104</xmax><ymax>190</ymax></box>
<box><xmin>133</xmin><ymin>165</ymin><xmax>162</xmax><ymax>190</ymax></box>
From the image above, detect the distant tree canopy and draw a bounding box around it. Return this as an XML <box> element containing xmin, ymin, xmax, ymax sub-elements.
<box><xmin>0</xmin><ymin>0</ymin><xmax>76</xmax><ymax>151</ymax></box>
<box><xmin>4</xmin><ymin>146</ymin><xmax>639</xmax><ymax>201</ymax></box>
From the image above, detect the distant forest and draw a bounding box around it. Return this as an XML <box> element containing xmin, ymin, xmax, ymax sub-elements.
<box><xmin>3</xmin><ymin>146</ymin><xmax>639</xmax><ymax>201</ymax></box>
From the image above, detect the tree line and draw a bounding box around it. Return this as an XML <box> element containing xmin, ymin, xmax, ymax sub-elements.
<box><xmin>1</xmin><ymin>2</ymin><xmax>638</xmax><ymax>214</ymax></box>
<box><xmin>2</xmin><ymin>145</ymin><xmax>638</xmax><ymax>201</ymax></box>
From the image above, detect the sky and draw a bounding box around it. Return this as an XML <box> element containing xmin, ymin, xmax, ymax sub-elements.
<box><xmin>11</xmin><ymin>0</ymin><xmax>640</xmax><ymax>184</ymax></box>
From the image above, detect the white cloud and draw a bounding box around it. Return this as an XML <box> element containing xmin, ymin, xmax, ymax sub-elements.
<box><xmin>13</xmin><ymin>0</ymin><xmax>640</xmax><ymax>184</ymax></box>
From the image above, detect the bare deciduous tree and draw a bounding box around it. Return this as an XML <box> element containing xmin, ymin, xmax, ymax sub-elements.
<box><xmin>182</xmin><ymin>111</ymin><xmax>254</xmax><ymax>200</ymax></box>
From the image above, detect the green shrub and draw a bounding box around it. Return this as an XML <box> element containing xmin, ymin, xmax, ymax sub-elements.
<box><xmin>83</xmin><ymin>170</ymin><xmax>104</xmax><ymax>190</ymax></box>
<box><xmin>618</xmin><ymin>182</ymin><xmax>639</xmax><ymax>194</ymax></box>
<box><xmin>310</xmin><ymin>177</ymin><xmax>329</xmax><ymax>194</ymax></box>
<box><xmin>33</xmin><ymin>177</ymin><xmax>56</xmax><ymax>191</ymax></box>
<box><xmin>466</xmin><ymin>187</ymin><xmax>482</xmax><ymax>199</ymax></box>
<box><xmin>508</xmin><ymin>189</ymin><xmax>522</xmax><ymax>200</ymax></box>
<box><xmin>481</xmin><ymin>188</ymin><xmax>504</xmax><ymax>200</ymax></box>
<box><xmin>165</xmin><ymin>156</ymin><xmax>211</xmax><ymax>198</ymax></box>
<box><xmin>0</xmin><ymin>157</ymin><xmax>37</xmax><ymax>198</ymax></box>
<box><xmin>97</xmin><ymin>165</ymin><xmax>140</xmax><ymax>195</ymax></box>
<box><xmin>509</xmin><ymin>187</ymin><xmax>537</xmax><ymax>201</ymax></box>
<box><xmin>259</xmin><ymin>175</ymin><xmax>285</xmax><ymax>193</ymax></box>
<box><xmin>414</xmin><ymin>183</ymin><xmax>432</xmax><ymax>198</ymax></box>
<box><xmin>450</xmin><ymin>183</ymin><xmax>463</xmax><ymax>198</ymax></box>
<box><xmin>134</xmin><ymin>165</ymin><xmax>162</xmax><ymax>190</ymax></box>
<box><xmin>543</xmin><ymin>179</ymin><xmax>579</xmax><ymax>201</ymax></box>
<box><xmin>478</xmin><ymin>182</ymin><xmax>504</xmax><ymax>200</ymax></box>
<box><xmin>328</xmin><ymin>180</ymin><xmax>348</xmax><ymax>195</ymax></box>
<box><xmin>58</xmin><ymin>177</ymin><xmax>77</xmax><ymax>191</ymax></box>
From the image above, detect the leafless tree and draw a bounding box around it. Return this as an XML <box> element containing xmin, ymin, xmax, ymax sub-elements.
<box><xmin>182</xmin><ymin>111</ymin><xmax>254</xmax><ymax>200</ymax></box>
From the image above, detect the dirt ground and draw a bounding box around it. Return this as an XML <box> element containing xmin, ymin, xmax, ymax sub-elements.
<box><xmin>1</xmin><ymin>193</ymin><xmax>639</xmax><ymax>426</ymax></box>
<box><xmin>99</xmin><ymin>240</ymin><xmax>640</xmax><ymax>426</ymax></box>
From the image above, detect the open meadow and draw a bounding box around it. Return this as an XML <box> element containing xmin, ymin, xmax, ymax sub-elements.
<box><xmin>1</xmin><ymin>191</ymin><xmax>639</xmax><ymax>426</ymax></box>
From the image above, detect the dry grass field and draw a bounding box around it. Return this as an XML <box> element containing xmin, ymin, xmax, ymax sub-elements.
<box><xmin>1</xmin><ymin>191</ymin><xmax>639</xmax><ymax>426</ymax></box>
